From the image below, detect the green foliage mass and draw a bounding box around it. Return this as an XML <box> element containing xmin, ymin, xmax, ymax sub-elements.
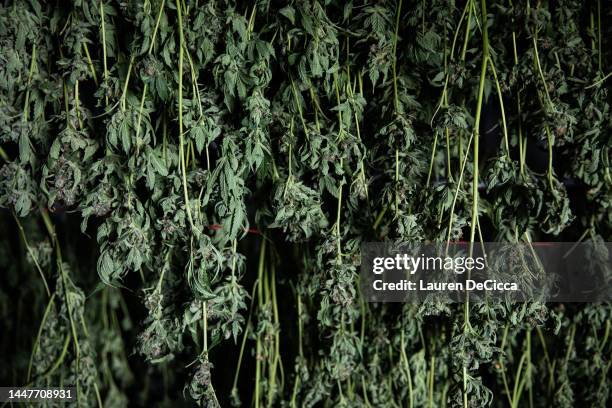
<box><xmin>0</xmin><ymin>0</ymin><xmax>610</xmax><ymax>407</ymax></box>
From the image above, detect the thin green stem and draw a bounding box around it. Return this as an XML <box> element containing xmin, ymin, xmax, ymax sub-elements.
<box><xmin>176</xmin><ymin>0</ymin><xmax>196</xmax><ymax>233</ymax></box>
<box><xmin>597</xmin><ymin>0</ymin><xmax>602</xmax><ymax>72</ymax></box>
<box><xmin>13</xmin><ymin>213</ymin><xmax>51</xmax><ymax>297</ymax></box>
<box><xmin>400</xmin><ymin>331</ymin><xmax>414</xmax><ymax>408</ymax></box>
<box><xmin>27</xmin><ymin>294</ymin><xmax>56</xmax><ymax>382</ymax></box>
<box><xmin>585</xmin><ymin>71</ymin><xmax>612</xmax><ymax>89</ymax></box>
<box><xmin>545</xmin><ymin>125</ymin><xmax>555</xmax><ymax>193</ymax></box>
<box><xmin>461</xmin><ymin>0</ymin><xmax>473</xmax><ymax>61</ymax></box>
<box><xmin>532</xmin><ymin>34</ymin><xmax>554</xmax><ymax>112</ymax></box>
<box><xmin>100</xmin><ymin>0</ymin><xmax>109</xmax><ymax>107</ymax></box>
<box><xmin>488</xmin><ymin>60</ymin><xmax>510</xmax><ymax>157</ymax></box>
<box><xmin>392</xmin><ymin>0</ymin><xmax>403</xmax><ymax>112</ymax></box>
<box><xmin>82</xmin><ymin>43</ymin><xmax>99</xmax><ymax>86</ymax></box>
<box><xmin>149</xmin><ymin>0</ymin><xmax>166</xmax><ymax>55</ymax></box>
<box><xmin>336</xmin><ymin>158</ymin><xmax>344</xmax><ymax>262</ymax></box>
<box><xmin>119</xmin><ymin>57</ymin><xmax>134</xmax><ymax>112</ymax></box>
<box><xmin>395</xmin><ymin>149</ymin><xmax>399</xmax><ymax>215</ymax></box>
<box><xmin>23</xmin><ymin>44</ymin><xmax>37</xmax><ymax>121</ymax></box>
<box><xmin>232</xmin><ymin>280</ymin><xmax>259</xmax><ymax>398</ymax></box>
<box><xmin>428</xmin><ymin>356</ymin><xmax>435</xmax><ymax>408</ymax></box>
<box><xmin>426</xmin><ymin>131</ymin><xmax>439</xmax><ymax>188</ymax></box>
<box><xmin>498</xmin><ymin>325</ymin><xmax>514</xmax><ymax>407</ymax></box>
<box><xmin>469</xmin><ymin>0</ymin><xmax>488</xmax><ymax>246</ymax></box>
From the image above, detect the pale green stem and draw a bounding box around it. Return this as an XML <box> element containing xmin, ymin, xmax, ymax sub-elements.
<box><xmin>176</xmin><ymin>0</ymin><xmax>196</xmax><ymax>233</ymax></box>
<box><xmin>100</xmin><ymin>1</ymin><xmax>109</xmax><ymax>107</ymax></box>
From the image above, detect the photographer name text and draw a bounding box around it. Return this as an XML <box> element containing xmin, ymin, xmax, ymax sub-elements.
<box><xmin>372</xmin><ymin>279</ymin><xmax>519</xmax><ymax>292</ymax></box>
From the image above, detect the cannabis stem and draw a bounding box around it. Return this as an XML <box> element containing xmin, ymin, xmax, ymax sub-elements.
<box><xmin>82</xmin><ymin>43</ymin><xmax>98</xmax><ymax>86</ymax></box>
<box><xmin>100</xmin><ymin>0</ymin><xmax>109</xmax><ymax>107</ymax></box>
<box><xmin>392</xmin><ymin>0</ymin><xmax>402</xmax><ymax>114</ymax></box>
<box><xmin>597</xmin><ymin>0</ymin><xmax>602</xmax><ymax>72</ymax></box>
<box><xmin>545</xmin><ymin>126</ymin><xmax>555</xmax><ymax>193</ymax></box>
<box><xmin>22</xmin><ymin>44</ymin><xmax>36</xmax><ymax>122</ymax></box>
<box><xmin>392</xmin><ymin>0</ymin><xmax>402</xmax><ymax>215</ymax></box>
<box><xmin>14</xmin><ymin>213</ymin><xmax>50</xmax><ymax>297</ymax></box>
<box><xmin>119</xmin><ymin>56</ymin><xmax>134</xmax><ymax>112</ymax></box>
<box><xmin>176</xmin><ymin>0</ymin><xmax>196</xmax><ymax>234</ymax></box>
<box><xmin>400</xmin><ymin>330</ymin><xmax>414</xmax><ymax>408</ymax></box>
<box><xmin>469</xmin><ymin>0</ymin><xmax>488</xmax><ymax>247</ymax></box>
<box><xmin>27</xmin><ymin>294</ymin><xmax>56</xmax><ymax>382</ymax></box>
<box><xmin>149</xmin><ymin>0</ymin><xmax>166</xmax><ymax>55</ymax></box>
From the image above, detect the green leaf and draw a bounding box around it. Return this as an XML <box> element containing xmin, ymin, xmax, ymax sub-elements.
<box><xmin>149</xmin><ymin>148</ymin><xmax>168</xmax><ymax>176</ymax></box>
<box><xmin>279</xmin><ymin>6</ymin><xmax>296</xmax><ymax>24</ymax></box>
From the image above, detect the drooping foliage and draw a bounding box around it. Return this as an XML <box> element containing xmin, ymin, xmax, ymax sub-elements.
<box><xmin>0</xmin><ymin>0</ymin><xmax>610</xmax><ymax>407</ymax></box>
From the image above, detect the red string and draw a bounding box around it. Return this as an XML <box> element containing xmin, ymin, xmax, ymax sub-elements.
<box><xmin>207</xmin><ymin>224</ymin><xmax>260</xmax><ymax>235</ymax></box>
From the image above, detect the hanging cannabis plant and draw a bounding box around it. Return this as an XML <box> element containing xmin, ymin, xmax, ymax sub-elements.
<box><xmin>0</xmin><ymin>0</ymin><xmax>610</xmax><ymax>407</ymax></box>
